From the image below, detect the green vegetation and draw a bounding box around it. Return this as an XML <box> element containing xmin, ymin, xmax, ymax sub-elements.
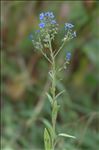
<box><xmin>1</xmin><ymin>1</ymin><xmax>99</xmax><ymax>150</ymax></box>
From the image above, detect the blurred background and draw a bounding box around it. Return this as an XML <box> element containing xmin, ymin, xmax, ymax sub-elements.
<box><xmin>1</xmin><ymin>1</ymin><xmax>99</xmax><ymax>150</ymax></box>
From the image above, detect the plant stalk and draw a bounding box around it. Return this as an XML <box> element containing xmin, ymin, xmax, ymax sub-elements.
<box><xmin>48</xmin><ymin>34</ymin><xmax>57</xmax><ymax>150</ymax></box>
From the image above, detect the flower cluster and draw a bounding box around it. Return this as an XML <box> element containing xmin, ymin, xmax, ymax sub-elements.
<box><xmin>65</xmin><ymin>23</ymin><xmax>74</xmax><ymax>29</ymax></box>
<box><xmin>64</xmin><ymin>23</ymin><xmax>76</xmax><ymax>40</ymax></box>
<box><xmin>39</xmin><ymin>12</ymin><xmax>56</xmax><ymax>28</ymax></box>
<box><xmin>64</xmin><ymin>24</ymin><xmax>76</xmax><ymax>63</ymax></box>
<box><xmin>38</xmin><ymin>12</ymin><xmax>58</xmax><ymax>42</ymax></box>
<box><xmin>29</xmin><ymin>12</ymin><xmax>76</xmax><ymax>62</ymax></box>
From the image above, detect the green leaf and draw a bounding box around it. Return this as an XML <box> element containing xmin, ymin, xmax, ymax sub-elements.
<box><xmin>42</xmin><ymin>119</ymin><xmax>54</xmax><ymax>143</ymax></box>
<box><xmin>44</xmin><ymin>128</ymin><xmax>51</xmax><ymax>150</ymax></box>
<box><xmin>52</xmin><ymin>101</ymin><xmax>60</xmax><ymax>129</ymax></box>
<box><xmin>46</xmin><ymin>93</ymin><xmax>53</xmax><ymax>105</ymax></box>
<box><xmin>58</xmin><ymin>133</ymin><xmax>76</xmax><ymax>139</ymax></box>
<box><xmin>49</xmin><ymin>70</ymin><xmax>54</xmax><ymax>80</ymax></box>
<box><xmin>55</xmin><ymin>90</ymin><xmax>65</xmax><ymax>100</ymax></box>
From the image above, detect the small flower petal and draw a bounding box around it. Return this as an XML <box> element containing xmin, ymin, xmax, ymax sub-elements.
<box><xmin>40</xmin><ymin>13</ymin><xmax>44</xmax><ymax>20</ymax></box>
<box><xmin>66</xmin><ymin>52</ymin><xmax>71</xmax><ymax>61</ymax></box>
<box><xmin>39</xmin><ymin>22</ymin><xmax>45</xmax><ymax>28</ymax></box>
<box><xmin>51</xmin><ymin>20</ymin><xmax>56</xmax><ymax>24</ymax></box>
<box><xmin>49</xmin><ymin>12</ymin><xmax>54</xmax><ymax>18</ymax></box>
<box><xmin>65</xmin><ymin>23</ymin><xmax>74</xmax><ymax>29</ymax></box>
<box><xmin>45</xmin><ymin>12</ymin><xmax>50</xmax><ymax>17</ymax></box>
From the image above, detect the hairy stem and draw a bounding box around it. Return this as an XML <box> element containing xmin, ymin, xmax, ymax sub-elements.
<box><xmin>48</xmin><ymin>34</ymin><xmax>56</xmax><ymax>150</ymax></box>
<box><xmin>54</xmin><ymin>41</ymin><xmax>65</xmax><ymax>58</ymax></box>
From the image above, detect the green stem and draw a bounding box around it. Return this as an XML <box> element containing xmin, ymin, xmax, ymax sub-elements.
<box><xmin>48</xmin><ymin>34</ymin><xmax>56</xmax><ymax>150</ymax></box>
<box><xmin>54</xmin><ymin>30</ymin><xmax>71</xmax><ymax>58</ymax></box>
<box><xmin>48</xmin><ymin>35</ymin><xmax>56</xmax><ymax>100</ymax></box>
<box><xmin>54</xmin><ymin>41</ymin><xmax>65</xmax><ymax>58</ymax></box>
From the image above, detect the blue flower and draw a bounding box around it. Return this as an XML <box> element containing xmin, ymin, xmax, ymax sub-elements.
<box><xmin>66</xmin><ymin>52</ymin><xmax>71</xmax><ymax>61</ymax></box>
<box><xmin>65</xmin><ymin>23</ymin><xmax>74</xmax><ymax>29</ymax></box>
<box><xmin>45</xmin><ymin>12</ymin><xmax>54</xmax><ymax>18</ymax></box>
<box><xmin>51</xmin><ymin>20</ymin><xmax>56</xmax><ymax>24</ymax></box>
<box><xmin>39</xmin><ymin>22</ymin><xmax>45</xmax><ymax>28</ymax></box>
<box><xmin>40</xmin><ymin>13</ymin><xmax>44</xmax><ymax>20</ymax></box>
<box><xmin>49</xmin><ymin>12</ymin><xmax>54</xmax><ymax>18</ymax></box>
<box><xmin>45</xmin><ymin>12</ymin><xmax>50</xmax><ymax>17</ymax></box>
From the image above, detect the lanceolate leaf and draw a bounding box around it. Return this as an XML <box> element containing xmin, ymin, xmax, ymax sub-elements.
<box><xmin>42</xmin><ymin>119</ymin><xmax>54</xmax><ymax>143</ymax></box>
<box><xmin>58</xmin><ymin>133</ymin><xmax>76</xmax><ymax>139</ymax></box>
<box><xmin>46</xmin><ymin>92</ymin><xmax>53</xmax><ymax>105</ymax></box>
<box><xmin>55</xmin><ymin>90</ymin><xmax>65</xmax><ymax>100</ymax></box>
<box><xmin>44</xmin><ymin>128</ymin><xmax>51</xmax><ymax>150</ymax></box>
<box><xmin>52</xmin><ymin>101</ymin><xmax>60</xmax><ymax>129</ymax></box>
